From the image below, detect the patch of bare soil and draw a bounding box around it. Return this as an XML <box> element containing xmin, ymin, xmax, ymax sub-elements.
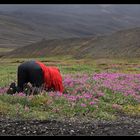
<box><xmin>0</xmin><ymin>116</ymin><xmax>140</xmax><ymax>136</ymax></box>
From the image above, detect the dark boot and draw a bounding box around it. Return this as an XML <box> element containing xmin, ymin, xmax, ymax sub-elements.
<box><xmin>23</xmin><ymin>82</ymin><xmax>33</xmax><ymax>95</ymax></box>
<box><xmin>7</xmin><ymin>82</ymin><xmax>17</xmax><ymax>95</ymax></box>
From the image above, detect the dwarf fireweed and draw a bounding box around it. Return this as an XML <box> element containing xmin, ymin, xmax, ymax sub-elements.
<box><xmin>0</xmin><ymin>73</ymin><xmax>139</xmax><ymax>112</ymax></box>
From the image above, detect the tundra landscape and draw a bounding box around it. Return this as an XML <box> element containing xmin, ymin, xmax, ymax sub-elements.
<box><xmin>0</xmin><ymin>4</ymin><xmax>140</xmax><ymax>136</ymax></box>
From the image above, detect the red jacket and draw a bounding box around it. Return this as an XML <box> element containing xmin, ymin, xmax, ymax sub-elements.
<box><xmin>36</xmin><ymin>61</ymin><xmax>64</xmax><ymax>93</ymax></box>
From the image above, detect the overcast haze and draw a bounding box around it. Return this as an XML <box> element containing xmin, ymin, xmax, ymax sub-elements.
<box><xmin>0</xmin><ymin>4</ymin><xmax>139</xmax><ymax>13</ymax></box>
<box><xmin>0</xmin><ymin>4</ymin><xmax>140</xmax><ymax>48</ymax></box>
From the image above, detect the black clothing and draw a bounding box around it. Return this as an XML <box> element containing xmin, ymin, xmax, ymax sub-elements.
<box><xmin>17</xmin><ymin>60</ymin><xmax>44</xmax><ymax>92</ymax></box>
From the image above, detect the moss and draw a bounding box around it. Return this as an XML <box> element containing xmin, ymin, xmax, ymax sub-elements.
<box><xmin>122</xmin><ymin>105</ymin><xmax>140</xmax><ymax>116</ymax></box>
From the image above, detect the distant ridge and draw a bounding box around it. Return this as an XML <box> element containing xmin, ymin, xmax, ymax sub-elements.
<box><xmin>5</xmin><ymin>27</ymin><xmax>140</xmax><ymax>59</ymax></box>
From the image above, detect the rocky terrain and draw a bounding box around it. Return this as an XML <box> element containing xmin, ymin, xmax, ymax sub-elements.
<box><xmin>0</xmin><ymin>116</ymin><xmax>140</xmax><ymax>136</ymax></box>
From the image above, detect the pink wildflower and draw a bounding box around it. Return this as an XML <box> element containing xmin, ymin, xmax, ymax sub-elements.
<box><xmin>112</xmin><ymin>104</ymin><xmax>122</xmax><ymax>110</ymax></box>
<box><xmin>89</xmin><ymin>101</ymin><xmax>96</xmax><ymax>105</ymax></box>
<box><xmin>97</xmin><ymin>92</ymin><xmax>105</xmax><ymax>97</ymax></box>
<box><xmin>94</xmin><ymin>98</ymin><xmax>99</xmax><ymax>102</ymax></box>
<box><xmin>18</xmin><ymin>92</ymin><xmax>26</xmax><ymax>97</ymax></box>
<box><xmin>80</xmin><ymin>103</ymin><xmax>87</xmax><ymax>107</ymax></box>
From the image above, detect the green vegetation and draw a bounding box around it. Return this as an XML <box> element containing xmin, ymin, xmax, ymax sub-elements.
<box><xmin>0</xmin><ymin>57</ymin><xmax>140</xmax><ymax>121</ymax></box>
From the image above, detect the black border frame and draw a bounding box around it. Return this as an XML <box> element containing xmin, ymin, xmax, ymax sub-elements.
<box><xmin>0</xmin><ymin>0</ymin><xmax>140</xmax><ymax>4</ymax></box>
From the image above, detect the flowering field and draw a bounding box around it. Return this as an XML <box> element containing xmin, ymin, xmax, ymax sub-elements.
<box><xmin>0</xmin><ymin>71</ymin><xmax>140</xmax><ymax>120</ymax></box>
<box><xmin>0</xmin><ymin>58</ymin><xmax>140</xmax><ymax>121</ymax></box>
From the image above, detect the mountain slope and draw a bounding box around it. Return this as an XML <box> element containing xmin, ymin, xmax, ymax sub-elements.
<box><xmin>5</xmin><ymin>27</ymin><xmax>140</xmax><ymax>59</ymax></box>
<box><xmin>1</xmin><ymin>5</ymin><xmax>140</xmax><ymax>48</ymax></box>
<box><xmin>0</xmin><ymin>13</ymin><xmax>42</xmax><ymax>48</ymax></box>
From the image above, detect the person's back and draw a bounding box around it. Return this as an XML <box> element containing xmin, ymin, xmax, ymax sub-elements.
<box><xmin>36</xmin><ymin>61</ymin><xmax>64</xmax><ymax>93</ymax></box>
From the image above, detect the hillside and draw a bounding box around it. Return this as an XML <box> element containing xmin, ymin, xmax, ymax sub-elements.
<box><xmin>0</xmin><ymin>13</ymin><xmax>42</xmax><ymax>48</ymax></box>
<box><xmin>1</xmin><ymin>5</ymin><xmax>140</xmax><ymax>48</ymax></box>
<box><xmin>5</xmin><ymin>27</ymin><xmax>140</xmax><ymax>59</ymax></box>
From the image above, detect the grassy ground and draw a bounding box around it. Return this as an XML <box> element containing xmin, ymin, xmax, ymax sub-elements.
<box><xmin>0</xmin><ymin>57</ymin><xmax>140</xmax><ymax>121</ymax></box>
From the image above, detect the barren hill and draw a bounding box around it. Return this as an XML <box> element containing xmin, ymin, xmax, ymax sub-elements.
<box><xmin>5</xmin><ymin>27</ymin><xmax>140</xmax><ymax>59</ymax></box>
<box><xmin>1</xmin><ymin>5</ymin><xmax>140</xmax><ymax>48</ymax></box>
